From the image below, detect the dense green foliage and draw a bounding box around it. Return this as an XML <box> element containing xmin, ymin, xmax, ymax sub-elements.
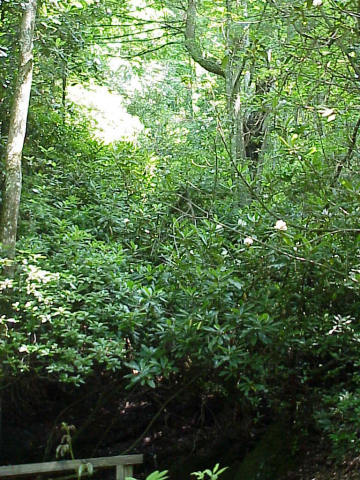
<box><xmin>2</xmin><ymin>0</ymin><xmax>360</xmax><ymax>466</ymax></box>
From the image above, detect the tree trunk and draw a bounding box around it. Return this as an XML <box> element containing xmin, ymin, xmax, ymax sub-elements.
<box><xmin>225</xmin><ymin>0</ymin><xmax>247</xmax><ymax>165</ymax></box>
<box><xmin>0</xmin><ymin>0</ymin><xmax>37</xmax><ymax>268</ymax></box>
<box><xmin>184</xmin><ymin>0</ymin><xmax>247</xmax><ymax>166</ymax></box>
<box><xmin>184</xmin><ymin>0</ymin><xmax>269</xmax><ymax>180</ymax></box>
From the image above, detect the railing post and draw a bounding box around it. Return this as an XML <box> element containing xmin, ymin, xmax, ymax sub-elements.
<box><xmin>116</xmin><ymin>465</ymin><xmax>133</xmax><ymax>480</ymax></box>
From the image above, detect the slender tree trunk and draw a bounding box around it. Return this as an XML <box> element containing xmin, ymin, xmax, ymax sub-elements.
<box><xmin>0</xmin><ymin>2</ymin><xmax>37</xmax><ymax>457</ymax></box>
<box><xmin>62</xmin><ymin>61</ymin><xmax>68</xmax><ymax>124</ymax></box>
<box><xmin>0</xmin><ymin>0</ymin><xmax>37</xmax><ymax>268</ymax></box>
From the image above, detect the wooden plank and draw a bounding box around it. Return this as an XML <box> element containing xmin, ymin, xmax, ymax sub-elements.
<box><xmin>0</xmin><ymin>454</ymin><xmax>143</xmax><ymax>477</ymax></box>
<box><xmin>125</xmin><ymin>465</ymin><xmax>134</xmax><ymax>478</ymax></box>
<box><xmin>116</xmin><ymin>465</ymin><xmax>125</xmax><ymax>480</ymax></box>
<box><xmin>116</xmin><ymin>465</ymin><xmax>133</xmax><ymax>480</ymax></box>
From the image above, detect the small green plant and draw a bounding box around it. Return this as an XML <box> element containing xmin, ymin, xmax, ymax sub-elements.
<box><xmin>56</xmin><ymin>423</ymin><xmax>93</xmax><ymax>479</ymax></box>
<box><xmin>128</xmin><ymin>465</ymin><xmax>227</xmax><ymax>480</ymax></box>
<box><xmin>191</xmin><ymin>464</ymin><xmax>228</xmax><ymax>480</ymax></box>
<box><xmin>127</xmin><ymin>471</ymin><xmax>169</xmax><ymax>480</ymax></box>
<box><xmin>56</xmin><ymin>423</ymin><xmax>76</xmax><ymax>460</ymax></box>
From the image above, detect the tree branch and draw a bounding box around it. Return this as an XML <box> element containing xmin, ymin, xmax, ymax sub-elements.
<box><xmin>319</xmin><ymin>7</ymin><xmax>360</xmax><ymax>79</ymax></box>
<box><xmin>184</xmin><ymin>0</ymin><xmax>225</xmax><ymax>78</ymax></box>
<box><xmin>106</xmin><ymin>41</ymin><xmax>181</xmax><ymax>59</ymax></box>
<box><xmin>331</xmin><ymin>116</ymin><xmax>360</xmax><ymax>187</ymax></box>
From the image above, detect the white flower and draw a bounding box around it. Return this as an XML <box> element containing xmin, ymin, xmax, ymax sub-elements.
<box><xmin>0</xmin><ymin>278</ymin><xmax>13</xmax><ymax>291</ymax></box>
<box><xmin>313</xmin><ymin>0</ymin><xmax>322</xmax><ymax>5</ymax></box>
<box><xmin>123</xmin><ymin>218</ymin><xmax>130</xmax><ymax>224</ymax></box>
<box><xmin>244</xmin><ymin>237</ymin><xmax>254</xmax><ymax>247</ymax></box>
<box><xmin>238</xmin><ymin>218</ymin><xmax>247</xmax><ymax>227</ymax></box>
<box><xmin>0</xmin><ymin>316</ymin><xmax>16</xmax><ymax>323</ymax></box>
<box><xmin>274</xmin><ymin>220</ymin><xmax>287</xmax><ymax>231</ymax></box>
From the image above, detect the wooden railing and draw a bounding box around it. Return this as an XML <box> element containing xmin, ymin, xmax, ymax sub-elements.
<box><xmin>0</xmin><ymin>454</ymin><xmax>143</xmax><ymax>479</ymax></box>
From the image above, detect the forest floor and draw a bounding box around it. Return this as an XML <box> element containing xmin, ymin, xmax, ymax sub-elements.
<box><xmin>284</xmin><ymin>451</ymin><xmax>360</xmax><ymax>480</ymax></box>
<box><xmin>3</xmin><ymin>383</ymin><xmax>360</xmax><ymax>480</ymax></box>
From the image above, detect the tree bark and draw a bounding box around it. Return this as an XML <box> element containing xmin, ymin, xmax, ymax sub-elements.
<box><xmin>0</xmin><ymin>0</ymin><xmax>37</xmax><ymax>267</ymax></box>
<box><xmin>185</xmin><ymin>0</ymin><xmax>225</xmax><ymax>78</ymax></box>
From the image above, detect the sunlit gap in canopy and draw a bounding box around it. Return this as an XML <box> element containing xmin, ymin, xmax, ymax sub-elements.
<box><xmin>68</xmin><ymin>80</ymin><xmax>144</xmax><ymax>144</ymax></box>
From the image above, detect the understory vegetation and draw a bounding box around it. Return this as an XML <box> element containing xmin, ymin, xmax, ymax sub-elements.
<box><xmin>1</xmin><ymin>0</ymin><xmax>360</xmax><ymax>477</ymax></box>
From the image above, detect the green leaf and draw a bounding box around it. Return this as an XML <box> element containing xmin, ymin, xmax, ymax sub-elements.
<box><xmin>221</xmin><ymin>55</ymin><xmax>229</xmax><ymax>69</ymax></box>
<box><xmin>146</xmin><ymin>471</ymin><xmax>169</xmax><ymax>480</ymax></box>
